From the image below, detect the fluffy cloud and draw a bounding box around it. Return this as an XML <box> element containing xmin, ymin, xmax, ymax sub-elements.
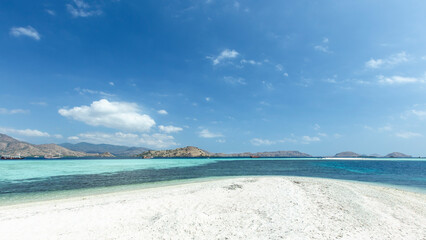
<box><xmin>68</xmin><ymin>132</ymin><xmax>177</xmax><ymax>148</ymax></box>
<box><xmin>59</xmin><ymin>99</ymin><xmax>156</xmax><ymax>132</ymax></box>
<box><xmin>0</xmin><ymin>127</ymin><xmax>50</xmax><ymax>137</ymax></box>
<box><xmin>158</xmin><ymin>125</ymin><xmax>183</xmax><ymax>133</ymax></box>
<box><xmin>157</xmin><ymin>109</ymin><xmax>168</xmax><ymax>115</ymax></box>
<box><xmin>199</xmin><ymin>129</ymin><xmax>223</xmax><ymax>138</ymax></box>
<box><xmin>365</xmin><ymin>52</ymin><xmax>408</xmax><ymax>69</ymax></box>
<box><xmin>67</xmin><ymin>0</ymin><xmax>102</xmax><ymax>17</ymax></box>
<box><xmin>395</xmin><ymin>131</ymin><xmax>422</xmax><ymax>139</ymax></box>
<box><xmin>0</xmin><ymin>108</ymin><xmax>28</xmax><ymax>114</ymax></box>
<box><xmin>378</xmin><ymin>75</ymin><xmax>423</xmax><ymax>85</ymax></box>
<box><xmin>10</xmin><ymin>26</ymin><xmax>40</xmax><ymax>40</ymax></box>
<box><xmin>209</xmin><ymin>49</ymin><xmax>239</xmax><ymax>65</ymax></box>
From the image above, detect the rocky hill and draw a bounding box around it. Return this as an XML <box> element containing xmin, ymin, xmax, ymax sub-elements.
<box><xmin>0</xmin><ymin>133</ymin><xmax>109</xmax><ymax>157</ymax></box>
<box><xmin>334</xmin><ymin>151</ymin><xmax>361</xmax><ymax>158</ymax></box>
<box><xmin>213</xmin><ymin>150</ymin><xmax>311</xmax><ymax>157</ymax></box>
<box><xmin>60</xmin><ymin>142</ymin><xmax>149</xmax><ymax>156</ymax></box>
<box><xmin>385</xmin><ymin>152</ymin><xmax>411</xmax><ymax>158</ymax></box>
<box><xmin>137</xmin><ymin>146</ymin><xmax>210</xmax><ymax>158</ymax></box>
<box><xmin>138</xmin><ymin>147</ymin><xmax>311</xmax><ymax>158</ymax></box>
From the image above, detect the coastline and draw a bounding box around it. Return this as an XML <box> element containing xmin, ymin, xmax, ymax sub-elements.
<box><xmin>1</xmin><ymin>174</ymin><xmax>425</xmax><ymax>207</ymax></box>
<box><xmin>1</xmin><ymin>176</ymin><xmax>425</xmax><ymax>239</ymax></box>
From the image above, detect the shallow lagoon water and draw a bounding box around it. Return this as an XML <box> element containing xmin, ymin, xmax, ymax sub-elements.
<box><xmin>0</xmin><ymin>158</ymin><xmax>425</xmax><ymax>205</ymax></box>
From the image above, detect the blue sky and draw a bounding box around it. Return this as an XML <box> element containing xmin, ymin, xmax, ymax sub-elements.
<box><xmin>1</xmin><ymin>0</ymin><xmax>426</xmax><ymax>156</ymax></box>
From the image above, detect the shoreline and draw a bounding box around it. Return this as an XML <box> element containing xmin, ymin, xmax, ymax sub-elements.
<box><xmin>1</xmin><ymin>176</ymin><xmax>425</xmax><ymax>239</ymax></box>
<box><xmin>1</xmin><ymin>175</ymin><xmax>425</xmax><ymax>207</ymax></box>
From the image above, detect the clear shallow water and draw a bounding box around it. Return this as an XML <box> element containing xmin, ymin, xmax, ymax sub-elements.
<box><xmin>0</xmin><ymin>158</ymin><xmax>425</xmax><ymax>204</ymax></box>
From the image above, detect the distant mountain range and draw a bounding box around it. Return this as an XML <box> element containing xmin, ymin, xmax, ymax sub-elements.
<box><xmin>59</xmin><ymin>142</ymin><xmax>149</xmax><ymax>157</ymax></box>
<box><xmin>140</xmin><ymin>147</ymin><xmax>414</xmax><ymax>159</ymax></box>
<box><xmin>0</xmin><ymin>133</ymin><xmax>94</xmax><ymax>157</ymax></box>
<box><xmin>0</xmin><ymin>133</ymin><xmax>415</xmax><ymax>159</ymax></box>
<box><xmin>138</xmin><ymin>146</ymin><xmax>312</xmax><ymax>158</ymax></box>
<box><xmin>334</xmin><ymin>151</ymin><xmax>412</xmax><ymax>158</ymax></box>
<box><xmin>213</xmin><ymin>150</ymin><xmax>311</xmax><ymax>158</ymax></box>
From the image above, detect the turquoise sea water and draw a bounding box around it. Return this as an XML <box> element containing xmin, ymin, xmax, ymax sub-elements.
<box><xmin>0</xmin><ymin>158</ymin><xmax>425</xmax><ymax>205</ymax></box>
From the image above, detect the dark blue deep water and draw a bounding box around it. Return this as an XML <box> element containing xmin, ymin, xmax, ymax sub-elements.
<box><xmin>1</xmin><ymin>159</ymin><xmax>425</xmax><ymax>200</ymax></box>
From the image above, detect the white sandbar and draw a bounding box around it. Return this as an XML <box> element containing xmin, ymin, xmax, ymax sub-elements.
<box><xmin>0</xmin><ymin>177</ymin><xmax>425</xmax><ymax>239</ymax></box>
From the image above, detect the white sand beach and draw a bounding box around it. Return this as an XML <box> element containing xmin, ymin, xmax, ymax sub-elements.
<box><xmin>0</xmin><ymin>177</ymin><xmax>425</xmax><ymax>240</ymax></box>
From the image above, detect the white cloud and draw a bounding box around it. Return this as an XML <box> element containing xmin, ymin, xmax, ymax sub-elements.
<box><xmin>378</xmin><ymin>75</ymin><xmax>423</xmax><ymax>85</ymax></box>
<box><xmin>234</xmin><ymin>1</ymin><xmax>240</xmax><ymax>10</ymax></box>
<box><xmin>314</xmin><ymin>37</ymin><xmax>331</xmax><ymax>53</ymax></box>
<box><xmin>324</xmin><ymin>78</ymin><xmax>338</xmax><ymax>84</ymax></box>
<box><xmin>199</xmin><ymin>129</ymin><xmax>223</xmax><ymax>138</ymax></box>
<box><xmin>365</xmin><ymin>51</ymin><xmax>409</xmax><ymax>69</ymax></box>
<box><xmin>240</xmin><ymin>59</ymin><xmax>261</xmax><ymax>65</ymax></box>
<box><xmin>10</xmin><ymin>26</ymin><xmax>40</xmax><ymax>40</ymax></box>
<box><xmin>275</xmin><ymin>64</ymin><xmax>283</xmax><ymax>71</ymax></box>
<box><xmin>58</xmin><ymin>99</ymin><xmax>156</xmax><ymax>132</ymax></box>
<box><xmin>365</xmin><ymin>124</ymin><xmax>393</xmax><ymax>132</ymax></box>
<box><xmin>224</xmin><ymin>76</ymin><xmax>246</xmax><ymax>85</ymax></box>
<box><xmin>378</xmin><ymin>125</ymin><xmax>392</xmax><ymax>132</ymax></box>
<box><xmin>365</xmin><ymin>59</ymin><xmax>383</xmax><ymax>69</ymax></box>
<box><xmin>109</xmin><ymin>82</ymin><xmax>115</xmax><ymax>86</ymax></box>
<box><xmin>209</xmin><ymin>49</ymin><xmax>239</xmax><ymax>65</ymax></box>
<box><xmin>410</xmin><ymin>110</ymin><xmax>426</xmax><ymax>118</ymax></box>
<box><xmin>46</xmin><ymin>9</ymin><xmax>56</xmax><ymax>16</ymax></box>
<box><xmin>395</xmin><ymin>131</ymin><xmax>422</xmax><ymax>139</ymax></box>
<box><xmin>302</xmin><ymin>136</ymin><xmax>320</xmax><ymax>143</ymax></box>
<box><xmin>0</xmin><ymin>108</ymin><xmax>28</xmax><ymax>114</ymax></box>
<box><xmin>333</xmin><ymin>133</ymin><xmax>342</xmax><ymax>138</ymax></box>
<box><xmin>0</xmin><ymin>127</ymin><xmax>50</xmax><ymax>137</ymax></box>
<box><xmin>314</xmin><ymin>45</ymin><xmax>330</xmax><ymax>53</ymax></box>
<box><xmin>283</xmin><ymin>72</ymin><xmax>289</xmax><ymax>77</ymax></box>
<box><xmin>158</xmin><ymin>125</ymin><xmax>183</xmax><ymax>133</ymax></box>
<box><xmin>216</xmin><ymin>139</ymin><xmax>226</xmax><ymax>143</ymax></box>
<box><xmin>68</xmin><ymin>132</ymin><xmax>177</xmax><ymax>149</ymax></box>
<box><xmin>205</xmin><ymin>97</ymin><xmax>211</xmax><ymax>102</ymax></box>
<box><xmin>67</xmin><ymin>0</ymin><xmax>102</xmax><ymax>17</ymax></box>
<box><xmin>313</xmin><ymin>124</ymin><xmax>320</xmax><ymax>131</ymax></box>
<box><xmin>53</xmin><ymin>134</ymin><xmax>63</xmax><ymax>139</ymax></box>
<box><xmin>250</xmin><ymin>138</ymin><xmax>274</xmax><ymax>146</ymax></box>
<box><xmin>75</xmin><ymin>88</ymin><xmax>115</xmax><ymax>97</ymax></box>
<box><xmin>262</xmin><ymin>81</ymin><xmax>274</xmax><ymax>90</ymax></box>
<box><xmin>402</xmin><ymin>108</ymin><xmax>426</xmax><ymax>120</ymax></box>
<box><xmin>30</xmin><ymin>102</ymin><xmax>48</xmax><ymax>106</ymax></box>
<box><xmin>157</xmin><ymin>109</ymin><xmax>168</xmax><ymax>115</ymax></box>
